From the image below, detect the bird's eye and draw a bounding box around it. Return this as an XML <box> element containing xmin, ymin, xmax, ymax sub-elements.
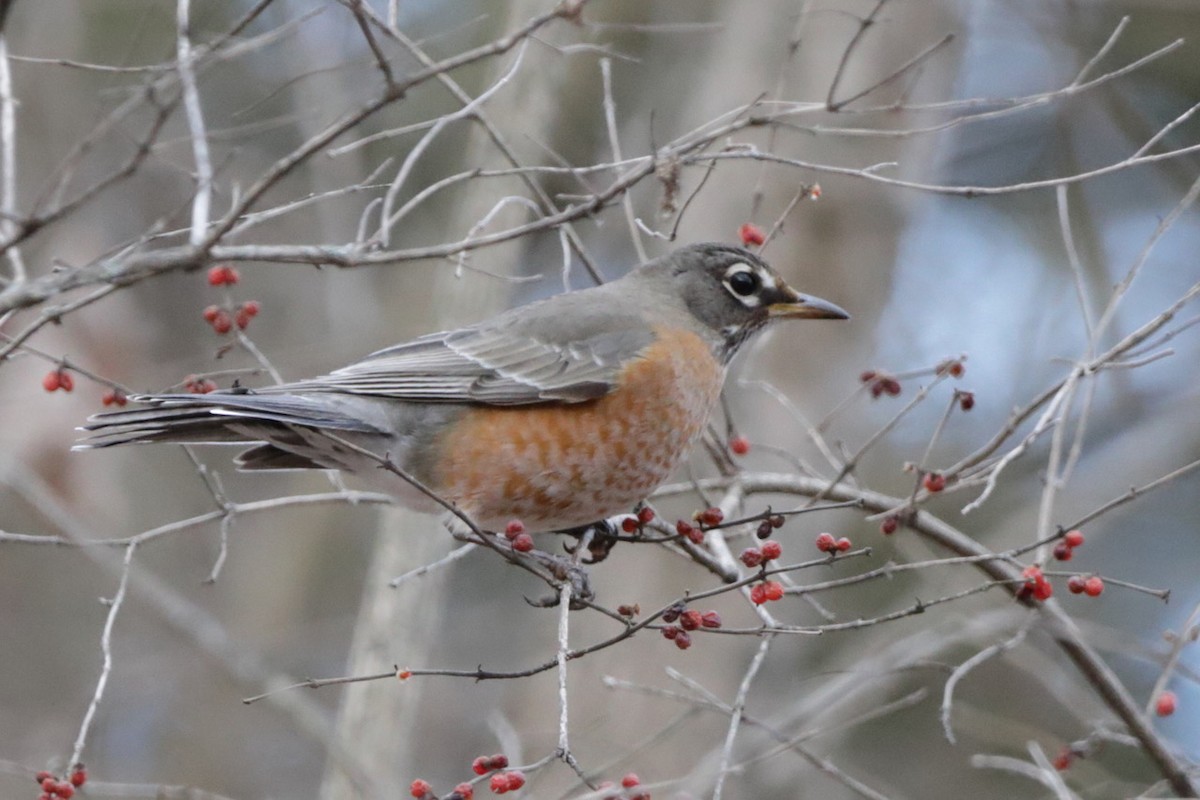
<box><xmin>726</xmin><ymin>268</ymin><xmax>761</xmax><ymax>297</ymax></box>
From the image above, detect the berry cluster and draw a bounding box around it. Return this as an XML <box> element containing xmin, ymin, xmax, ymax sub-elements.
<box><xmin>1066</xmin><ymin>575</ymin><xmax>1104</xmax><ymax>597</ymax></box>
<box><xmin>620</xmin><ymin>506</ymin><xmax>656</xmax><ymax>533</ymax></box>
<box><xmin>660</xmin><ymin>603</ymin><xmax>722</xmax><ymax>650</ymax></box>
<box><xmin>202</xmin><ymin>264</ymin><xmax>261</xmax><ymax>335</ymax></box>
<box><xmin>183</xmin><ymin>374</ymin><xmax>218</xmax><ymax>394</ymax></box>
<box><xmin>1018</xmin><ymin>565</ymin><xmax>1053</xmax><ymax>601</ymax></box>
<box><xmin>410</xmin><ymin>752</ymin><xmax>523</xmax><ymax>799</ymax></box>
<box><xmin>101</xmin><ymin>388</ymin><xmax>127</xmax><ymax>406</ymax></box>
<box><xmin>206</xmin><ymin>264</ymin><xmax>240</xmax><ymax>286</ymax></box>
<box><xmin>740</xmin><ymin>539</ymin><xmax>782</xmax><ymax>568</ymax></box>
<box><xmin>814</xmin><ymin>532</ymin><xmax>852</xmax><ymax>554</ymax></box>
<box><xmin>504</xmin><ymin>519</ymin><xmax>533</xmax><ymax>552</ymax></box>
<box><xmin>674</xmin><ymin>507</ymin><xmax>725</xmax><ymax>545</ymax></box>
<box><xmin>860</xmin><ymin>370</ymin><xmax>901</xmax><ymax>398</ymax></box>
<box><xmin>749</xmin><ymin>580</ymin><xmax>785</xmax><ymax>605</ymax></box>
<box><xmin>203</xmin><ymin>300</ymin><xmax>260</xmax><ymax>334</ymax></box>
<box><xmin>41</xmin><ymin>367</ymin><xmax>74</xmax><ymax>393</ymax></box>
<box><xmin>33</xmin><ymin>765</ymin><xmax>86</xmax><ymax>799</ymax></box>
<box><xmin>598</xmin><ymin>772</ymin><xmax>650</xmax><ymax>800</ymax></box>
<box><xmin>410</xmin><ymin>778</ymin><xmax>474</xmax><ymax>799</ymax></box>
<box><xmin>488</xmin><ymin>772</ymin><xmax>526</xmax><ymax>794</ymax></box>
<box><xmin>1052</xmin><ymin>529</ymin><xmax>1085</xmax><ymax>561</ymax></box>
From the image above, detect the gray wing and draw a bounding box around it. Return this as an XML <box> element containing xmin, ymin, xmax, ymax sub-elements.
<box><xmin>274</xmin><ymin>303</ymin><xmax>656</xmax><ymax>406</ymax></box>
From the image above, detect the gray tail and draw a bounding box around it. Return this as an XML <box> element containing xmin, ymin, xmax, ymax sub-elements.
<box><xmin>75</xmin><ymin>392</ymin><xmax>384</xmax><ymax>467</ymax></box>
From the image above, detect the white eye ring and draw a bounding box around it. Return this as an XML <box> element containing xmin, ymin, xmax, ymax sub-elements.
<box><xmin>724</xmin><ymin>264</ymin><xmax>764</xmax><ymax>305</ymax></box>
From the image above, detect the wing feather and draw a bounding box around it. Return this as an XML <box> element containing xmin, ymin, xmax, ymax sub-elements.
<box><xmin>272</xmin><ymin>303</ymin><xmax>657</xmax><ymax>406</ymax></box>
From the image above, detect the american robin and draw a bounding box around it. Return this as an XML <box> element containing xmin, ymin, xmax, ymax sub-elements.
<box><xmin>78</xmin><ymin>243</ymin><xmax>847</xmax><ymax>532</ymax></box>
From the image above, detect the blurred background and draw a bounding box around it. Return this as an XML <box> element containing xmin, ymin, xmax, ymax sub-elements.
<box><xmin>1</xmin><ymin>1</ymin><xmax>1199</xmax><ymax>798</ymax></box>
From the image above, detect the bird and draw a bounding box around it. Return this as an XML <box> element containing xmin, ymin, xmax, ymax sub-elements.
<box><xmin>78</xmin><ymin>242</ymin><xmax>847</xmax><ymax>533</ymax></box>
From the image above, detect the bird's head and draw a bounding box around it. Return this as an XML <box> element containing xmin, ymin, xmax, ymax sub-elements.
<box><xmin>642</xmin><ymin>242</ymin><xmax>848</xmax><ymax>361</ymax></box>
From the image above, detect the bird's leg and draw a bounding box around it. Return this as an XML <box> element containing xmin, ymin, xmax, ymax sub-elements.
<box><xmin>560</xmin><ymin>519</ymin><xmax>620</xmax><ymax>563</ymax></box>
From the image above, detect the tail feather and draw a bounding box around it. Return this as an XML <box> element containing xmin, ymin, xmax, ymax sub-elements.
<box><xmin>74</xmin><ymin>392</ymin><xmax>385</xmax><ymax>451</ymax></box>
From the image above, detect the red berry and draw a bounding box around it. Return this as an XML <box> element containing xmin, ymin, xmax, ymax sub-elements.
<box><xmin>1155</xmin><ymin>690</ymin><xmax>1177</xmax><ymax>717</ymax></box>
<box><xmin>673</xmin><ymin>630</ymin><xmax>692</xmax><ymax>650</ymax></box>
<box><xmin>490</xmin><ymin>774</ymin><xmax>508</xmax><ymax>793</ymax></box>
<box><xmin>202</xmin><ymin>304</ymin><xmax>220</xmax><ymax>322</ymax></box>
<box><xmin>729</xmin><ymin>435</ymin><xmax>750</xmax><ymax>456</ymax></box>
<box><xmin>490</xmin><ymin>754</ymin><xmax>509</xmax><ymax>770</ymax></box>
<box><xmin>679</xmin><ymin>609</ymin><xmax>702</xmax><ymax>631</ymax></box>
<box><xmin>235</xmin><ymin>309</ymin><xmax>253</xmax><ymax>329</ymax></box>
<box><xmin>760</xmin><ymin>540</ymin><xmax>782</xmax><ymax>561</ymax></box>
<box><xmin>835</xmin><ymin>537</ymin><xmax>852</xmax><ymax>552</ymax></box>
<box><xmin>1052</xmin><ymin>542</ymin><xmax>1073</xmax><ymax>561</ymax></box>
<box><xmin>410</xmin><ymin>778</ymin><xmax>432</xmax><ymax>797</ymax></box>
<box><xmin>815</xmin><ymin>532</ymin><xmax>836</xmax><ymax>552</ymax></box>
<box><xmin>473</xmin><ymin>756</ymin><xmax>490</xmax><ymax>775</ymax></box>
<box><xmin>1033</xmin><ymin>579</ymin><xmax>1054</xmax><ymax>600</ymax></box>
<box><xmin>506</xmin><ymin>771</ymin><xmax>525</xmax><ymax>790</ymax></box>
<box><xmin>621</xmin><ymin>773</ymin><xmax>641</xmax><ymax>788</ymax></box>
<box><xmin>700</xmin><ymin>610</ymin><xmax>722</xmax><ymax>628</ymax></box>
<box><xmin>1067</xmin><ymin>575</ymin><xmax>1086</xmax><ymax>594</ymax></box>
<box><xmin>859</xmin><ymin>370</ymin><xmax>877</xmax><ymax>383</ymax></box>
<box><xmin>696</xmin><ymin>507</ymin><xmax>724</xmax><ymax>527</ymax></box>
<box><xmin>511</xmin><ymin>532</ymin><xmax>534</xmax><ymax>552</ymax></box>
<box><xmin>57</xmin><ymin>784</ymin><xmax>75</xmax><ymax>799</ymax></box>
<box><xmin>42</xmin><ymin>371</ymin><xmax>61</xmax><ymax>392</ymax></box>
<box><xmin>637</xmin><ymin>506</ymin><xmax>655</xmax><ymax>524</ymax></box>
<box><xmin>209</xmin><ymin>309</ymin><xmax>232</xmax><ymax>334</ymax></box>
<box><xmin>739</xmin><ymin>547</ymin><xmax>764</xmax><ymax>568</ymax></box>
<box><xmin>241</xmin><ymin>300</ymin><xmax>261</xmax><ymax>317</ymax></box>
<box><xmin>881</xmin><ymin>378</ymin><xmax>902</xmax><ymax>396</ymax></box>
<box><xmin>1083</xmin><ymin>576</ymin><xmax>1104</xmax><ymax>597</ymax></box>
<box><xmin>923</xmin><ymin>472</ymin><xmax>946</xmax><ymax>493</ymax></box>
<box><xmin>504</xmin><ymin>519</ymin><xmax>525</xmax><ymax>539</ymax></box>
<box><xmin>958</xmin><ymin>391</ymin><xmax>975</xmax><ymax>411</ymax></box>
<box><xmin>454</xmin><ymin>783</ymin><xmax>475</xmax><ymax>800</ymax></box>
<box><xmin>35</xmin><ymin>772</ymin><xmax>53</xmax><ymax>784</ymax></box>
<box><xmin>57</xmin><ymin>370</ymin><xmax>74</xmax><ymax>392</ymax></box>
<box><xmin>763</xmin><ymin>581</ymin><xmax>785</xmax><ymax>601</ymax></box>
<box><xmin>69</xmin><ymin>766</ymin><xmax>86</xmax><ymax>787</ymax></box>
<box><xmin>617</xmin><ymin>604</ymin><xmax>639</xmax><ymax>618</ymax></box>
<box><xmin>207</xmin><ymin>265</ymin><xmax>240</xmax><ymax>286</ymax></box>
<box><xmin>41</xmin><ymin>777</ymin><xmax>56</xmax><ymax>793</ymax></box>
<box><xmin>1064</xmin><ymin>530</ymin><xmax>1085</xmax><ymax>548</ymax></box>
<box><xmin>880</xmin><ymin>515</ymin><xmax>899</xmax><ymax>535</ymax></box>
<box><xmin>738</xmin><ymin>222</ymin><xmax>766</xmax><ymax>246</ymax></box>
<box><xmin>661</xmin><ymin>625</ymin><xmax>679</xmax><ymax>640</ymax></box>
<box><xmin>749</xmin><ymin>584</ymin><xmax>768</xmax><ymax>605</ymax></box>
<box><xmin>621</xmin><ymin>516</ymin><xmax>639</xmax><ymax>533</ymax></box>
<box><xmin>662</xmin><ymin>604</ymin><xmax>682</xmax><ymax>623</ymax></box>
<box><xmin>1052</xmin><ymin>748</ymin><xmax>1073</xmax><ymax>771</ymax></box>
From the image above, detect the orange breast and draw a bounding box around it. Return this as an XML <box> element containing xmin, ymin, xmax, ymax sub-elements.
<box><xmin>431</xmin><ymin>326</ymin><xmax>725</xmax><ymax>531</ymax></box>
